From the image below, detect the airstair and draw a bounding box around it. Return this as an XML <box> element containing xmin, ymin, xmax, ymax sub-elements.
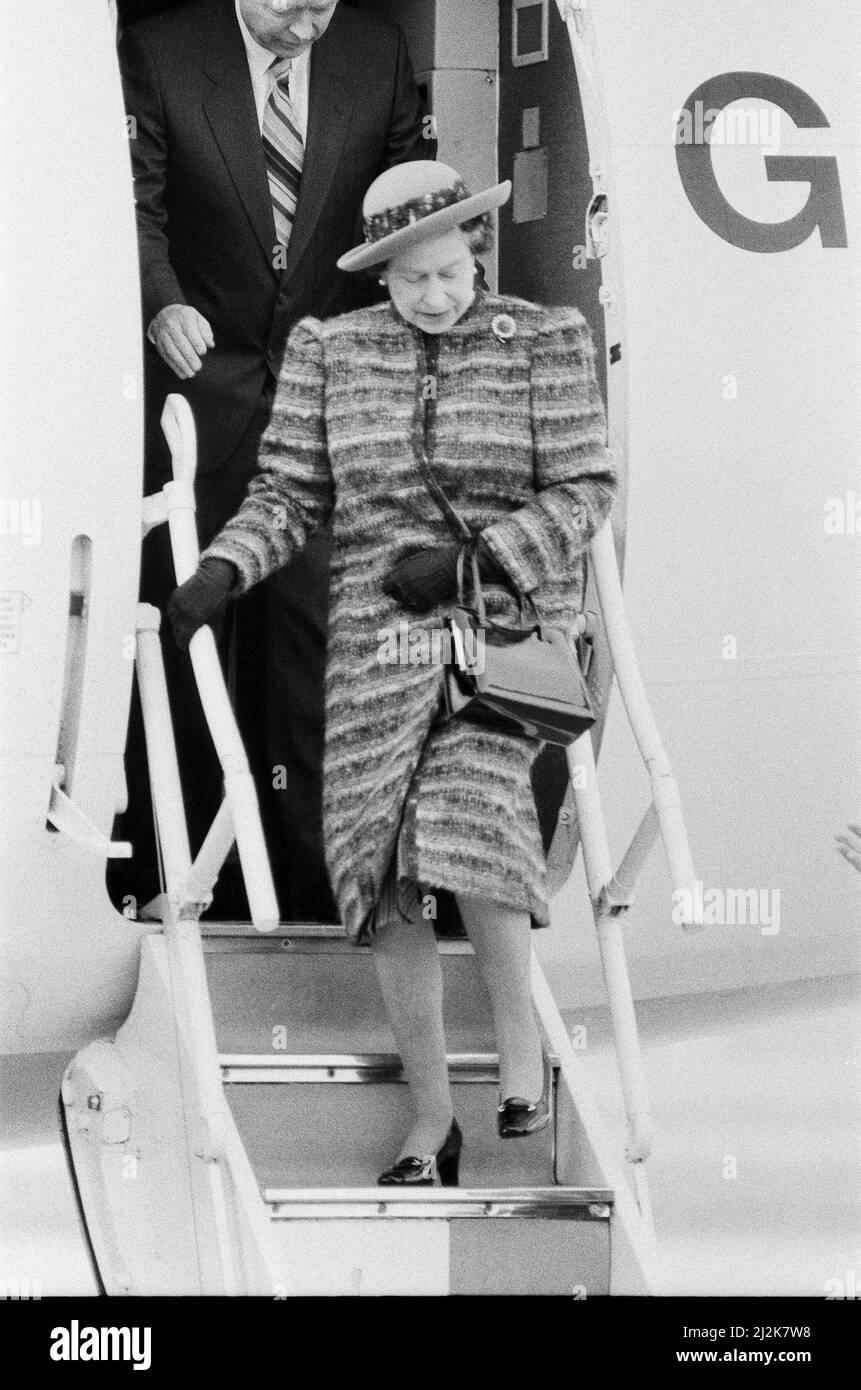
<box><xmin>208</xmin><ymin>923</ymin><xmax>615</xmax><ymax>1296</ymax></box>
<box><xmin>60</xmin><ymin>396</ymin><xmax>699</xmax><ymax>1296</ymax></box>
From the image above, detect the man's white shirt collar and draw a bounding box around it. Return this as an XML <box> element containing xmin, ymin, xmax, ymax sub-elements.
<box><xmin>235</xmin><ymin>0</ymin><xmax>277</xmax><ymax>76</ymax></box>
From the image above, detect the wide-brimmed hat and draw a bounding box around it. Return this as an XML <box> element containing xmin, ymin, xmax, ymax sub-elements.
<box><xmin>337</xmin><ymin>161</ymin><xmax>512</xmax><ymax>273</ymax></box>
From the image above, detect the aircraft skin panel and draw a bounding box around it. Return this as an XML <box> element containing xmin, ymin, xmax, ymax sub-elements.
<box><xmin>541</xmin><ymin>0</ymin><xmax>860</xmax><ymax>1007</ymax></box>
<box><xmin>0</xmin><ymin>0</ymin><xmax>149</xmax><ymax>1068</ymax></box>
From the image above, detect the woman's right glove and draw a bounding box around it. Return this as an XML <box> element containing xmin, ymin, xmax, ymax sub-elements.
<box><xmin>167</xmin><ymin>557</ymin><xmax>238</xmax><ymax>651</ymax></box>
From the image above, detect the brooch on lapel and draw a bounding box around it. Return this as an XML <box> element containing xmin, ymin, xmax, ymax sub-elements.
<box><xmin>491</xmin><ymin>313</ymin><xmax>517</xmax><ymax>343</ymax></box>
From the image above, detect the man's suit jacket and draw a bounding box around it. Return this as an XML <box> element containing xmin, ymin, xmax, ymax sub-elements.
<box><xmin>119</xmin><ymin>0</ymin><xmax>433</xmax><ymax>479</ymax></box>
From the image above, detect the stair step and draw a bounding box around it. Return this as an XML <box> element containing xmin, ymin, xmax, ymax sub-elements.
<box><xmin>203</xmin><ymin>922</ymin><xmax>346</xmax><ymax>940</ymax></box>
<box><xmin>263</xmin><ymin>1187</ymin><xmax>612</xmax><ymax>1296</ymax></box>
<box><xmin>204</xmin><ymin>932</ymin><xmax>496</xmax><ymax>1055</ymax></box>
<box><xmin>219</xmin><ymin>1051</ymin><xmax>557</xmax><ymax>1084</ymax></box>
<box><xmin>221</xmin><ymin>1053</ymin><xmax>560</xmax><ymax>1189</ymax></box>
<box><xmin>264</xmin><ymin>1186</ymin><xmax>612</xmax><ymax>1220</ymax></box>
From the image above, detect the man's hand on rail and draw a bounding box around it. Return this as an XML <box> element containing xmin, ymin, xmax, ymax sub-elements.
<box><xmin>147</xmin><ymin>303</ymin><xmax>215</xmax><ymax>380</ymax></box>
<box><xmin>168</xmin><ymin>558</ymin><xmax>238</xmax><ymax>651</ymax></box>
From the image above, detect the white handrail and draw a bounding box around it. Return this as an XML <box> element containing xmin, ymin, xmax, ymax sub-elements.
<box><xmin>590</xmin><ymin>520</ymin><xmax>702</xmax><ymax>930</ymax></box>
<box><xmin>601</xmin><ymin>803</ymin><xmax>659</xmax><ymax>914</ymax></box>
<box><xmin>568</xmin><ymin>730</ymin><xmax>653</xmax><ymax>1165</ymax></box>
<box><xmin>135</xmin><ymin>600</ymin><xmax>238</xmax><ymax>1291</ymax></box>
<box><xmin>530</xmin><ymin>952</ymin><xmax>658</xmax><ymax>1279</ymax></box>
<box><xmin>160</xmin><ymin>393</ymin><xmax>279</xmax><ymax>933</ymax></box>
<box><xmin>555</xmin><ymin>520</ymin><xmax>703</xmax><ymax>1187</ymax></box>
<box><xmin>181</xmin><ymin>797</ymin><xmax>237</xmax><ymax>905</ymax></box>
<box><xmin>136</xmin><ymin>605</ymin><xmax>195</xmax><ymax>900</ymax></box>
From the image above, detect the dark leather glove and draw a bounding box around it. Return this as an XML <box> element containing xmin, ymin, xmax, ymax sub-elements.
<box><xmin>382</xmin><ymin>544</ymin><xmax>460</xmax><ymax>610</ymax></box>
<box><xmin>382</xmin><ymin>538</ymin><xmax>510</xmax><ymax>612</ymax></box>
<box><xmin>167</xmin><ymin>557</ymin><xmax>238</xmax><ymax>651</ymax></box>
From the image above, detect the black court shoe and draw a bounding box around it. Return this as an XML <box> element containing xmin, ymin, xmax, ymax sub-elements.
<box><xmin>497</xmin><ymin>1052</ymin><xmax>552</xmax><ymax>1138</ymax></box>
<box><xmin>378</xmin><ymin>1118</ymin><xmax>463</xmax><ymax>1187</ymax></box>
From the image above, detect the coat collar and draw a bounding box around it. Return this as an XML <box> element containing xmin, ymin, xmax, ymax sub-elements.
<box><xmin>202</xmin><ymin>1</ymin><xmax>358</xmax><ymax>280</ymax></box>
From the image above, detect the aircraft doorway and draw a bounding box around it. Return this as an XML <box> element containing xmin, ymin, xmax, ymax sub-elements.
<box><xmin>106</xmin><ymin>0</ymin><xmax>621</xmax><ymax>921</ymax></box>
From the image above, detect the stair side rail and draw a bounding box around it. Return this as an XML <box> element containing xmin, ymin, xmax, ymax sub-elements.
<box><xmin>135</xmin><ymin>600</ymin><xmax>241</xmax><ymax>1292</ymax></box>
<box><xmin>589</xmin><ymin>520</ymin><xmax>701</xmax><ymax>928</ymax></box>
<box><xmin>157</xmin><ymin>393</ymin><xmax>279</xmax><ymax>933</ymax></box>
<box><xmin>553</xmin><ymin>519</ymin><xmax>702</xmax><ymax>1217</ymax></box>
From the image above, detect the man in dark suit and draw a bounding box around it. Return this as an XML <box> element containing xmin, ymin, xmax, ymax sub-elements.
<box><xmin>116</xmin><ymin>0</ymin><xmax>433</xmax><ymax>921</ymax></box>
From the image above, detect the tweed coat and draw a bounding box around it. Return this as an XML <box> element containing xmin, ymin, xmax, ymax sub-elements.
<box><xmin>203</xmin><ymin>288</ymin><xmax>616</xmax><ymax>942</ymax></box>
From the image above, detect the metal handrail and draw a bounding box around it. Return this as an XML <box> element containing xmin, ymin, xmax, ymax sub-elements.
<box><xmin>530</xmin><ymin>953</ymin><xmax>658</xmax><ymax>1266</ymax></box>
<box><xmin>159</xmin><ymin>393</ymin><xmax>279</xmax><ymax>934</ymax></box>
<box><xmin>590</xmin><ymin>520</ymin><xmax>701</xmax><ymax>929</ymax></box>
<box><xmin>135</xmin><ymin>601</ymin><xmax>237</xmax><ymax>1291</ymax></box>
<box><xmin>560</xmin><ymin>518</ymin><xmax>700</xmax><ymax>1197</ymax></box>
<box><xmin>133</xmin><ymin>386</ymin><xmax>284</xmax><ymax>1288</ymax></box>
<box><xmin>567</xmin><ymin>727</ymin><xmax>654</xmax><ymax>1165</ymax></box>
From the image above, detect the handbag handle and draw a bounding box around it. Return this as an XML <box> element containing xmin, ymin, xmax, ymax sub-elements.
<box><xmin>416</xmin><ymin>446</ymin><xmax>544</xmax><ymax>632</ymax></box>
<box><xmin>417</xmin><ymin>449</ymin><xmax>473</xmax><ymax>542</ymax></box>
<box><xmin>456</xmin><ymin>540</ymin><xmax>543</xmax><ymax>636</ymax></box>
<box><xmin>456</xmin><ymin>542</ymin><xmax>486</xmax><ymax>624</ymax></box>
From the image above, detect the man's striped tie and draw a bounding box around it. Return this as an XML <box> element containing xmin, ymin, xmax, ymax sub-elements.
<box><xmin>262</xmin><ymin>57</ymin><xmax>304</xmax><ymax>251</ymax></box>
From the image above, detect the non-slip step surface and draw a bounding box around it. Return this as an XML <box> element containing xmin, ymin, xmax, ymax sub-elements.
<box><xmin>223</xmin><ymin>1068</ymin><xmax>559</xmax><ymax>1189</ymax></box>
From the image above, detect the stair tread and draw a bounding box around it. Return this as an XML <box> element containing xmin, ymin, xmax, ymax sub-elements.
<box><xmin>263</xmin><ymin>1185</ymin><xmax>613</xmax><ymax>1218</ymax></box>
<box><xmin>223</xmin><ymin>1065</ymin><xmax>560</xmax><ymax>1189</ymax></box>
<box><xmin>202</xmin><ymin>923</ymin><xmax>472</xmax><ymax>953</ymax></box>
<box><xmin>220</xmin><ymin>1051</ymin><xmax>559</xmax><ymax>1066</ymax></box>
<box><xmin>203</xmin><ymin>922</ymin><xmax>345</xmax><ymax>938</ymax></box>
<box><xmin>264</xmin><ymin>1185</ymin><xmax>610</xmax><ymax>1200</ymax></box>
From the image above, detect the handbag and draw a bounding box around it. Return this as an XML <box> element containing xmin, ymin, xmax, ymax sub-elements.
<box><xmin>412</xmin><ymin>448</ymin><xmax>595</xmax><ymax>747</ymax></box>
<box><xmin>441</xmin><ymin>544</ymin><xmax>596</xmax><ymax>746</ymax></box>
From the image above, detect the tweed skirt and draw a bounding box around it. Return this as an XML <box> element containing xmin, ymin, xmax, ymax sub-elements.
<box><xmin>352</xmin><ymin>699</ymin><xmax>549</xmax><ymax>942</ymax></box>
